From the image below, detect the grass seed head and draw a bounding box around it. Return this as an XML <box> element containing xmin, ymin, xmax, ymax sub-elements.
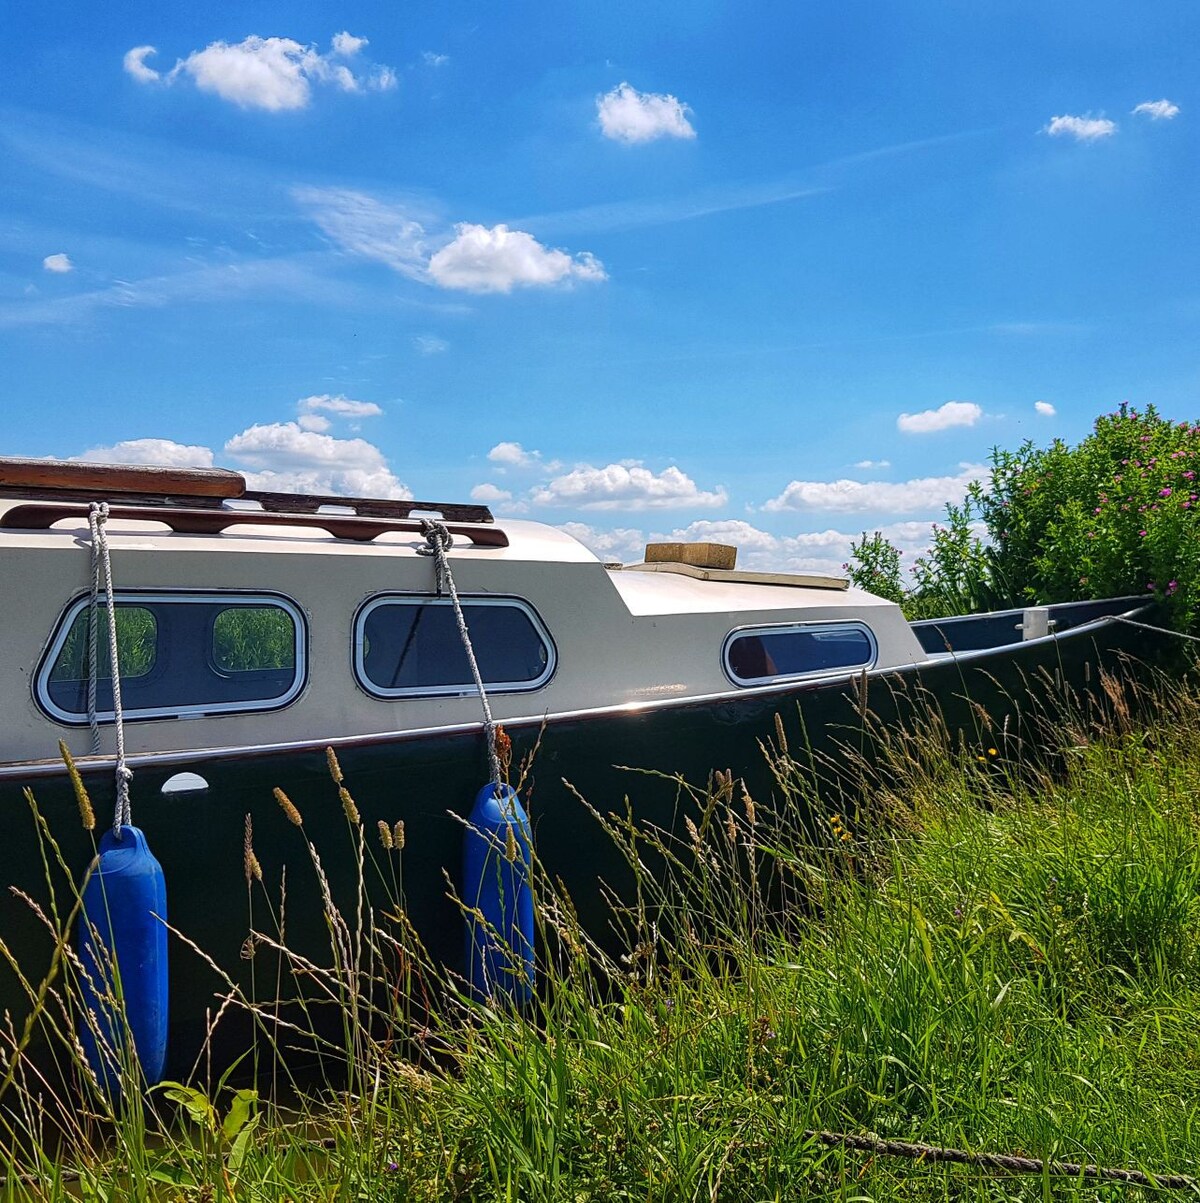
<box><xmin>505</xmin><ymin>824</ymin><xmax>518</xmax><ymax>863</ymax></box>
<box><xmin>339</xmin><ymin>786</ymin><xmax>361</xmax><ymax>826</ymax></box>
<box><xmin>59</xmin><ymin>740</ymin><xmax>95</xmax><ymax>832</ymax></box>
<box><xmin>325</xmin><ymin>746</ymin><xmax>344</xmax><ymax>785</ymax></box>
<box><xmin>243</xmin><ymin>814</ymin><xmax>262</xmax><ymax>883</ymax></box>
<box><xmin>393</xmin><ymin>820</ymin><xmax>406</xmax><ymax>850</ymax></box>
<box><xmin>377</xmin><ymin>820</ymin><xmax>394</xmax><ymax>850</ymax></box>
<box><xmin>273</xmin><ymin>786</ymin><xmax>303</xmax><ymax>826</ymax></box>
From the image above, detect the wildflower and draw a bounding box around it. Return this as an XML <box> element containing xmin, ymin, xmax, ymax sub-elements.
<box><xmin>1139</xmin><ymin>530</ymin><xmax>1148</xmax><ymax>537</ymax></box>
<box><xmin>987</xmin><ymin>747</ymin><xmax>997</xmax><ymax>756</ymax></box>
<box><xmin>377</xmin><ymin>820</ymin><xmax>393</xmax><ymax>850</ymax></box>
<box><xmin>1185</xmin><ymin>471</ymin><xmax>1195</xmax><ymax>481</ymax></box>
<box><xmin>59</xmin><ymin>740</ymin><xmax>95</xmax><ymax>832</ymax></box>
<box><xmin>273</xmin><ymin>786</ymin><xmax>303</xmax><ymax>826</ymax></box>
<box><xmin>1168</xmin><ymin>580</ymin><xmax>1179</xmax><ymax>595</ymax></box>
<box><xmin>393</xmin><ymin>820</ymin><xmax>406</xmax><ymax>849</ymax></box>
<box><xmin>325</xmin><ymin>746</ymin><xmax>344</xmax><ymax>785</ymax></box>
<box><xmin>339</xmin><ymin>787</ymin><xmax>360</xmax><ymax>825</ymax></box>
<box><xmin>1160</xmin><ymin>487</ymin><xmax>1172</xmax><ymax>498</ymax></box>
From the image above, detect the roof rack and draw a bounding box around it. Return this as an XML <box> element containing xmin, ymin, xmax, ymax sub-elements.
<box><xmin>0</xmin><ymin>456</ymin><xmax>495</xmax><ymax>524</ymax></box>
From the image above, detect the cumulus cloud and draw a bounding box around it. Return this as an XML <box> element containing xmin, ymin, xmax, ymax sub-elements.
<box><xmin>126</xmin><ymin>32</ymin><xmax>396</xmax><ymax>111</ymax></box>
<box><xmin>428</xmin><ymin>224</ymin><xmax>606</xmax><ymax>294</ymax></box>
<box><xmin>42</xmin><ymin>253</ymin><xmax>73</xmax><ymax>273</ymax></box>
<box><xmin>1034</xmin><ymin>400</ymin><xmax>1057</xmax><ymax>417</ymax></box>
<box><xmin>762</xmin><ymin>464</ymin><xmax>985</xmax><ymax>515</ymax></box>
<box><xmin>298</xmin><ymin>393</ymin><xmax>383</xmax><ymax>419</ymax></box>
<box><xmin>470</xmin><ymin>482</ymin><xmax>513</xmax><ymax>503</ymax></box>
<box><xmin>487</xmin><ymin>441</ymin><xmax>545</xmax><ymax>470</ymax></box>
<box><xmin>1044</xmin><ymin>114</ymin><xmax>1116</xmax><ymax>142</ymax></box>
<box><xmin>70</xmin><ymin>439</ymin><xmax>215</xmax><ymax>468</ymax></box>
<box><xmin>1132</xmin><ymin>99</ymin><xmax>1180</xmax><ymax>121</ymax></box>
<box><xmin>531</xmin><ymin>462</ymin><xmax>727</xmax><ymax>511</ymax></box>
<box><xmin>295</xmin><ymin>188</ymin><xmax>605</xmax><ymax>295</ymax></box>
<box><xmin>897</xmin><ymin>401</ymin><xmax>982</xmax><ymax>434</ymax></box>
<box><xmin>224</xmin><ymin>421</ymin><xmax>410</xmax><ymax>497</ymax></box>
<box><xmin>560</xmin><ymin>517</ymin><xmax>956</xmax><ymax>577</ymax></box>
<box><xmin>123</xmin><ymin>45</ymin><xmax>160</xmax><ymax>83</ymax></box>
<box><xmin>297</xmin><ymin>414</ymin><xmax>331</xmax><ymax>432</ymax></box>
<box><xmin>597</xmin><ymin>82</ymin><xmax>696</xmax><ymax>144</ymax></box>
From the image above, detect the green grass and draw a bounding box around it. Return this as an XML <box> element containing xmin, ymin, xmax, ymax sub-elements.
<box><xmin>4</xmin><ymin>669</ymin><xmax>1200</xmax><ymax>1200</ymax></box>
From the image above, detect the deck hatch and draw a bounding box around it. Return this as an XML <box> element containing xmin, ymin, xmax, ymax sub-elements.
<box><xmin>354</xmin><ymin>594</ymin><xmax>555</xmax><ymax>699</ymax></box>
<box><xmin>36</xmin><ymin>591</ymin><xmax>306</xmax><ymax>725</ymax></box>
<box><xmin>723</xmin><ymin>621</ymin><xmax>877</xmax><ymax>687</ymax></box>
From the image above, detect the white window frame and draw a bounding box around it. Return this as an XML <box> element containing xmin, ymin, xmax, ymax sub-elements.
<box><xmin>354</xmin><ymin>592</ymin><xmax>556</xmax><ymax>699</ymax></box>
<box><xmin>722</xmin><ymin>621</ymin><xmax>877</xmax><ymax>688</ymax></box>
<box><xmin>35</xmin><ymin>591</ymin><xmax>307</xmax><ymax>725</ymax></box>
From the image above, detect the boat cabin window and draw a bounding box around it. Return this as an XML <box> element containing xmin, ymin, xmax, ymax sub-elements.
<box><xmin>36</xmin><ymin>593</ymin><xmax>306</xmax><ymax>724</ymax></box>
<box><xmin>355</xmin><ymin>595</ymin><xmax>554</xmax><ymax>698</ymax></box>
<box><xmin>723</xmin><ymin>622</ymin><xmax>876</xmax><ymax>686</ymax></box>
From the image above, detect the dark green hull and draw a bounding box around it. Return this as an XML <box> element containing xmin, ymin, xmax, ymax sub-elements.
<box><xmin>0</xmin><ymin>607</ymin><xmax>1167</xmax><ymax>1077</ymax></box>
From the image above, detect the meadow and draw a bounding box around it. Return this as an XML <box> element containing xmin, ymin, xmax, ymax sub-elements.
<box><xmin>2</xmin><ymin>661</ymin><xmax>1200</xmax><ymax>1201</ymax></box>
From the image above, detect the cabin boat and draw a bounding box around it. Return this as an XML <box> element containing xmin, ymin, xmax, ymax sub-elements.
<box><xmin>0</xmin><ymin>457</ymin><xmax>1162</xmax><ymax>1073</ymax></box>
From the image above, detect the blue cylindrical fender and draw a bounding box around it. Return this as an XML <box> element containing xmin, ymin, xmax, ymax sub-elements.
<box><xmin>77</xmin><ymin>825</ymin><xmax>168</xmax><ymax>1091</ymax></box>
<box><xmin>463</xmin><ymin>783</ymin><xmax>534</xmax><ymax>1003</ymax></box>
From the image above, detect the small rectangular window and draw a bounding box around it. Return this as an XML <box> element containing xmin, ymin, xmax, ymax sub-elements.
<box><xmin>356</xmin><ymin>595</ymin><xmax>554</xmax><ymax>698</ymax></box>
<box><xmin>37</xmin><ymin>593</ymin><xmax>305</xmax><ymax>724</ymax></box>
<box><xmin>724</xmin><ymin>622</ymin><xmax>876</xmax><ymax>686</ymax></box>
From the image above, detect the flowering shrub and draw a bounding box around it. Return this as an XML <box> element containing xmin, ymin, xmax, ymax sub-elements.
<box><xmin>849</xmin><ymin>405</ymin><xmax>1200</xmax><ymax>627</ymax></box>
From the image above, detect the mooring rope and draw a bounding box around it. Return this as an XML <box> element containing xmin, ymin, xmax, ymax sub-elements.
<box><xmin>805</xmin><ymin>1129</ymin><xmax>1196</xmax><ymax>1190</ymax></box>
<box><xmin>417</xmin><ymin>520</ymin><xmax>503</xmax><ymax>786</ymax></box>
<box><xmin>87</xmin><ymin>502</ymin><xmax>133</xmax><ymax>836</ymax></box>
<box><xmin>1114</xmin><ymin>614</ymin><xmax>1200</xmax><ymax>644</ymax></box>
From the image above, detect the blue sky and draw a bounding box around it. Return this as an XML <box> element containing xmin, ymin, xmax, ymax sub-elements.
<box><xmin>2</xmin><ymin>2</ymin><xmax>1195</xmax><ymax>572</ymax></box>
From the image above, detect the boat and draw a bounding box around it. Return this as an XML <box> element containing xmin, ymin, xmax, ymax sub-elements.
<box><xmin>0</xmin><ymin>456</ymin><xmax>1166</xmax><ymax>1075</ymax></box>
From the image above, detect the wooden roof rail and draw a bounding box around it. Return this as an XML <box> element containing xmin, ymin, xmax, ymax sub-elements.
<box><xmin>0</xmin><ymin>503</ymin><xmax>509</xmax><ymax>548</ymax></box>
<box><xmin>0</xmin><ymin>456</ymin><xmax>495</xmax><ymax>524</ymax></box>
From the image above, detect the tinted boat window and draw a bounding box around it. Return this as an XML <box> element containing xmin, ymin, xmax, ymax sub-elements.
<box><xmin>38</xmin><ymin>593</ymin><xmax>305</xmax><ymax>724</ymax></box>
<box><xmin>725</xmin><ymin>623</ymin><xmax>875</xmax><ymax>685</ymax></box>
<box><xmin>356</xmin><ymin>596</ymin><xmax>554</xmax><ymax>697</ymax></box>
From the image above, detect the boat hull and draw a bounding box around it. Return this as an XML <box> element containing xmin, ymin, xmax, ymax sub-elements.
<box><xmin>0</xmin><ymin>607</ymin><xmax>1168</xmax><ymax>1077</ymax></box>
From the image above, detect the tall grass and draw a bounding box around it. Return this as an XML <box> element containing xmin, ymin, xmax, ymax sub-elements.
<box><xmin>3</xmin><ymin>665</ymin><xmax>1200</xmax><ymax>1200</ymax></box>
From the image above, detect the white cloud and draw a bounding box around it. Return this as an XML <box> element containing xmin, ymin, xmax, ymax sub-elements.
<box><xmin>297</xmin><ymin>414</ymin><xmax>331</xmax><ymax>432</ymax></box>
<box><xmin>1034</xmin><ymin>400</ymin><xmax>1057</xmax><ymax>417</ymax></box>
<box><xmin>128</xmin><ymin>33</ymin><xmax>396</xmax><ymax>112</ymax></box>
<box><xmin>297</xmin><ymin>393</ymin><xmax>383</xmax><ymax>419</ymax></box>
<box><xmin>423</xmin><ymin>51</ymin><xmax>449</xmax><ymax>67</ymax></box>
<box><xmin>71</xmin><ymin>438</ymin><xmax>215</xmax><ymax>468</ymax></box>
<box><xmin>762</xmin><ymin>464</ymin><xmax>985</xmax><ymax>515</ymax></box>
<box><xmin>470</xmin><ymin>482</ymin><xmax>513</xmax><ymax>503</ymax></box>
<box><xmin>531</xmin><ymin>462</ymin><xmax>727</xmax><ymax>511</ymax></box>
<box><xmin>224</xmin><ymin>421</ymin><xmax>410</xmax><ymax>497</ymax></box>
<box><xmin>295</xmin><ymin>190</ymin><xmax>605</xmax><ymax>296</ymax></box>
<box><xmin>560</xmin><ymin>517</ymin><xmax>955</xmax><ymax>577</ymax></box>
<box><xmin>597</xmin><ymin>82</ymin><xmax>696</xmax><ymax>144</ymax></box>
<box><xmin>42</xmin><ymin>253</ymin><xmax>73</xmax><ymax>273</ymax></box>
<box><xmin>123</xmin><ymin>45</ymin><xmax>160</xmax><ymax>83</ymax></box>
<box><xmin>1132</xmin><ymin>99</ymin><xmax>1179</xmax><ymax>121</ymax></box>
<box><xmin>487</xmin><ymin>441</ymin><xmax>542</xmax><ymax>470</ymax></box>
<box><xmin>428</xmin><ymin>223</ymin><xmax>606</xmax><ymax>294</ymax></box>
<box><xmin>896</xmin><ymin>401</ymin><xmax>982</xmax><ymax>434</ymax></box>
<box><xmin>414</xmin><ymin>334</ymin><xmax>448</xmax><ymax>354</ymax></box>
<box><xmin>853</xmin><ymin>459</ymin><xmax>890</xmax><ymax>470</ymax></box>
<box><xmin>1044</xmin><ymin>114</ymin><xmax>1117</xmax><ymax>142</ymax></box>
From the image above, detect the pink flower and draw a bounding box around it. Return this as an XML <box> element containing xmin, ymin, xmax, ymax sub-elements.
<box><xmin>1184</xmin><ymin>471</ymin><xmax>1195</xmax><ymax>481</ymax></box>
<box><xmin>1139</xmin><ymin>529</ymin><xmax>1148</xmax><ymax>537</ymax></box>
<box><xmin>1160</xmin><ymin>487</ymin><xmax>1172</xmax><ymax>497</ymax></box>
<box><xmin>1168</xmin><ymin>580</ymin><xmax>1179</xmax><ymax>595</ymax></box>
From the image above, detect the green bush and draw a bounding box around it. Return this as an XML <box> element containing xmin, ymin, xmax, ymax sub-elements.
<box><xmin>849</xmin><ymin>404</ymin><xmax>1200</xmax><ymax>627</ymax></box>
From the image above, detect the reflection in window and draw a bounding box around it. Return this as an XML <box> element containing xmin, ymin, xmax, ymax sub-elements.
<box><xmin>726</xmin><ymin>624</ymin><xmax>875</xmax><ymax>685</ymax></box>
<box><xmin>38</xmin><ymin>594</ymin><xmax>304</xmax><ymax>723</ymax></box>
<box><xmin>358</xmin><ymin>597</ymin><xmax>553</xmax><ymax>696</ymax></box>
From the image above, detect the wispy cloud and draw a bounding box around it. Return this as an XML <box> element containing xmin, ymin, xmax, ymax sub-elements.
<box><xmin>763</xmin><ymin>464</ymin><xmax>985</xmax><ymax>514</ymax></box>
<box><xmin>1132</xmin><ymin>99</ymin><xmax>1180</xmax><ymax>121</ymax></box>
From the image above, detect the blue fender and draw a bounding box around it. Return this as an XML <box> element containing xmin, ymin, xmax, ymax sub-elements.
<box><xmin>462</xmin><ymin>784</ymin><xmax>534</xmax><ymax>1003</ymax></box>
<box><xmin>77</xmin><ymin>825</ymin><xmax>168</xmax><ymax>1091</ymax></box>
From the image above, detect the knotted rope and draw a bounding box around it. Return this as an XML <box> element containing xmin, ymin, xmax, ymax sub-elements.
<box><xmin>417</xmin><ymin>520</ymin><xmax>502</xmax><ymax>786</ymax></box>
<box><xmin>87</xmin><ymin>503</ymin><xmax>133</xmax><ymax>836</ymax></box>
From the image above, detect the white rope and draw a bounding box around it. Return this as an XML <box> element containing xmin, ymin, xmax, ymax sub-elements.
<box><xmin>87</xmin><ymin>503</ymin><xmax>133</xmax><ymax>836</ymax></box>
<box><xmin>418</xmin><ymin>521</ymin><xmax>503</xmax><ymax>786</ymax></box>
<box><xmin>1113</xmin><ymin>614</ymin><xmax>1200</xmax><ymax>644</ymax></box>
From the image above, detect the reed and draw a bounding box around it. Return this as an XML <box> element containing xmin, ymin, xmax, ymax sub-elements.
<box><xmin>2</xmin><ymin>664</ymin><xmax>1200</xmax><ymax>1200</ymax></box>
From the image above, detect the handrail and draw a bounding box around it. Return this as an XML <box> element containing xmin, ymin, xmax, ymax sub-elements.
<box><xmin>0</xmin><ymin>503</ymin><xmax>508</xmax><ymax>547</ymax></box>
